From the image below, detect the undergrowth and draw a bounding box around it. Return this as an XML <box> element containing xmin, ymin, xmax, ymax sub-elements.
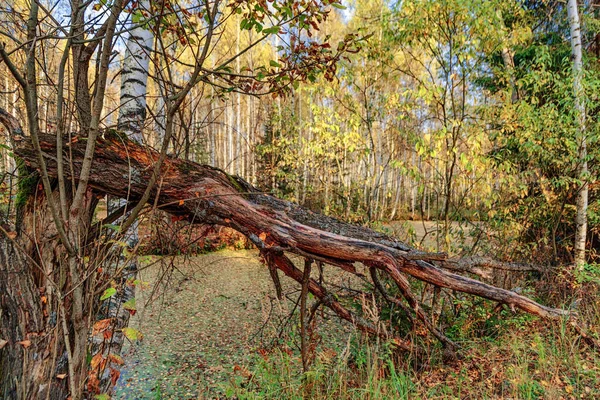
<box><xmin>224</xmin><ymin>283</ymin><xmax>600</xmax><ymax>400</ymax></box>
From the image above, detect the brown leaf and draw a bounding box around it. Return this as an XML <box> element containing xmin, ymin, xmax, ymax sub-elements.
<box><xmin>233</xmin><ymin>364</ymin><xmax>252</xmax><ymax>379</ymax></box>
<box><xmin>110</xmin><ymin>367</ymin><xmax>120</xmax><ymax>386</ymax></box>
<box><xmin>108</xmin><ymin>353</ymin><xmax>124</xmax><ymax>366</ymax></box>
<box><xmin>87</xmin><ymin>374</ymin><xmax>100</xmax><ymax>394</ymax></box>
<box><xmin>92</xmin><ymin>318</ymin><xmax>112</xmax><ymax>335</ymax></box>
<box><xmin>18</xmin><ymin>340</ymin><xmax>31</xmax><ymax>348</ymax></box>
<box><xmin>102</xmin><ymin>330</ymin><xmax>113</xmax><ymax>340</ymax></box>
<box><xmin>90</xmin><ymin>353</ymin><xmax>106</xmax><ymax>371</ymax></box>
<box><xmin>56</xmin><ymin>373</ymin><xmax>67</xmax><ymax>380</ymax></box>
<box><xmin>0</xmin><ymin>338</ymin><xmax>7</xmax><ymax>349</ymax></box>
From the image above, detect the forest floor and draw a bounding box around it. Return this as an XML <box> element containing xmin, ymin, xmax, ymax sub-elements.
<box><xmin>113</xmin><ymin>223</ymin><xmax>600</xmax><ymax>399</ymax></box>
<box><xmin>114</xmin><ymin>250</ymin><xmax>357</xmax><ymax>399</ymax></box>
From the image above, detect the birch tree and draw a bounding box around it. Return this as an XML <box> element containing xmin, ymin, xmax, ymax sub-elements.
<box><xmin>95</xmin><ymin>0</ymin><xmax>155</xmax><ymax>393</ymax></box>
<box><xmin>567</xmin><ymin>0</ymin><xmax>588</xmax><ymax>268</ymax></box>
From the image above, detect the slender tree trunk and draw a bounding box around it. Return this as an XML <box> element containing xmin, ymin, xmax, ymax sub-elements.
<box><xmin>98</xmin><ymin>1</ymin><xmax>154</xmax><ymax>392</ymax></box>
<box><xmin>501</xmin><ymin>47</ymin><xmax>519</xmax><ymax>103</ymax></box>
<box><xmin>568</xmin><ymin>0</ymin><xmax>588</xmax><ymax>268</ymax></box>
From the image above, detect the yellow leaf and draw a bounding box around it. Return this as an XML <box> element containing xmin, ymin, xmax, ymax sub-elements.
<box><xmin>108</xmin><ymin>354</ymin><xmax>124</xmax><ymax>365</ymax></box>
<box><xmin>122</xmin><ymin>327</ymin><xmax>143</xmax><ymax>341</ymax></box>
<box><xmin>90</xmin><ymin>353</ymin><xmax>105</xmax><ymax>370</ymax></box>
<box><xmin>565</xmin><ymin>385</ymin><xmax>573</xmax><ymax>394</ymax></box>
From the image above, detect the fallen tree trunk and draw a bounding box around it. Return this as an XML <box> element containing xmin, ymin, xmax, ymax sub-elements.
<box><xmin>14</xmin><ymin>133</ymin><xmax>573</xmax><ymax>319</ymax></box>
<box><xmin>3</xmin><ymin>129</ymin><xmax>595</xmax><ymax>397</ymax></box>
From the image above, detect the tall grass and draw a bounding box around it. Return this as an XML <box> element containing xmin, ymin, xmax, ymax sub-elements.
<box><xmin>224</xmin><ymin>286</ymin><xmax>600</xmax><ymax>400</ymax></box>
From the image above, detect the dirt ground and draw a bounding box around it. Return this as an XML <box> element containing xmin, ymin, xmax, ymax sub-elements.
<box><xmin>114</xmin><ymin>250</ymin><xmax>355</xmax><ymax>399</ymax></box>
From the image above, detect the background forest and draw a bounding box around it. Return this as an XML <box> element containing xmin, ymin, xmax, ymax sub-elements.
<box><xmin>1</xmin><ymin>0</ymin><xmax>599</xmax><ymax>260</ymax></box>
<box><xmin>0</xmin><ymin>0</ymin><xmax>600</xmax><ymax>399</ymax></box>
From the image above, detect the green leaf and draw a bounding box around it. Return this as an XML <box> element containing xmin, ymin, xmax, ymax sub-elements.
<box><xmin>100</xmin><ymin>287</ymin><xmax>117</xmax><ymax>301</ymax></box>
<box><xmin>123</xmin><ymin>298</ymin><xmax>136</xmax><ymax>311</ymax></box>
<box><xmin>122</xmin><ymin>327</ymin><xmax>143</xmax><ymax>341</ymax></box>
<box><xmin>95</xmin><ymin>395</ymin><xmax>110</xmax><ymax>400</ymax></box>
<box><xmin>331</xmin><ymin>2</ymin><xmax>346</xmax><ymax>10</ymax></box>
<box><xmin>103</xmin><ymin>223</ymin><xmax>121</xmax><ymax>232</ymax></box>
<box><xmin>269</xmin><ymin>60</ymin><xmax>282</xmax><ymax>68</ymax></box>
<box><xmin>263</xmin><ymin>26</ymin><xmax>280</xmax><ymax>35</ymax></box>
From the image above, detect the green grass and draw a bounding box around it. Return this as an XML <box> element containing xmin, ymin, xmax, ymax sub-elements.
<box><xmin>223</xmin><ymin>292</ymin><xmax>600</xmax><ymax>400</ymax></box>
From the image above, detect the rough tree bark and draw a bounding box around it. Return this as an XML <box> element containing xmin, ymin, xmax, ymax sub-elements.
<box><xmin>0</xmin><ymin>174</ymin><xmax>96</xmax><ymax>399</ymax></box>
<box><xmin>1</xmin><ymin>129</ymin><xmax>591</xmax><ymax>398</ymax></box>
<box><xmin>16</xmin><ymin>134</ymin><xmax>575</xmax><ymax>319</ymax></box>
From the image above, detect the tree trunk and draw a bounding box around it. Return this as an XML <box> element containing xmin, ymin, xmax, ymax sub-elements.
<box><xmin>13</xmin><ymin>133</ymin><xmax>572</xmax><ymax>321</ymax></box>
<box><xmin>1</xmin><ymin>130</ymin><xmax>581</xmax><ymax>398</ymax></box>
<box><xmin>0</xmin><ymin>238</ymin><xmax>69</xmax><ymax>400</ymax></box>
<box><xmin>567</xmin><ymin>0</ymin><xmax>588</xmax><ymax>269</ymax></box>
<box><xmin>0</xmin><ymin>181</ymin><xmax>96</xmax><ymax>399</ymax></box>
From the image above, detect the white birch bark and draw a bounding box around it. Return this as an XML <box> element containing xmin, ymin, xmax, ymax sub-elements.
<box><xmin>568</xmin><ymin>0</ymin><xmax>588</xmax><ymax>268</ymax></box>
<box><xmin>117</xmin><ymin>5</ymin><xmax>154</xmax><ymax>142</ymax></box>
<box><xmin>97</xmin><ymin>1</ymin><xmax>154</xmax><ymax>392</ymax></box>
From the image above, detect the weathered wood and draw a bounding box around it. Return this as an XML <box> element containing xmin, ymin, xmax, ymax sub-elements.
<box><xmin>11</xmin><ymin>134</ymin><xmax>573</xmax><ymax>322</ymax></box>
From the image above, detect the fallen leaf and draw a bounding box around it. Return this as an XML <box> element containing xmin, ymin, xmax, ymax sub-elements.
<box><xmin>0</xmin><ymin>338</ymin><xmax>7</xmax><ymax>349</ymax></box>
<box><xmin>18</xmin><ymin>340</ymin><xmax>31</xmax><ymax>348</ymax></box>
<box><xmin>56</xmin><ymin>373</ymin><xmax>67</xmax><ymax>380</ymax></box>
<box><xmin>565</xmin><ymin>385</ymin><xmax>573</xmax><ymax>394</ymax></box>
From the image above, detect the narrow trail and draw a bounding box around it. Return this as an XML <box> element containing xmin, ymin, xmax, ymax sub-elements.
<box><xmin>114</xmin><ymin>249</ymin><xmax>354</xmax><ymax>399</ymax></box>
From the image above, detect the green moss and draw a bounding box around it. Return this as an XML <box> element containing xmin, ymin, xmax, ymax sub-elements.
<box><xmin>15</xmin><ymin>159</ymin><xmax>37</xmax><ymax>211</ymax></box>
<box><xmin>104</xmin><ymin>128</ymin><xmax>130</xmax><ymax>142</ymax></box>
<box><xmin>226</xmin><ymin>173</ymin><xmax>245</xmax><ymax>194</ymax></box>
